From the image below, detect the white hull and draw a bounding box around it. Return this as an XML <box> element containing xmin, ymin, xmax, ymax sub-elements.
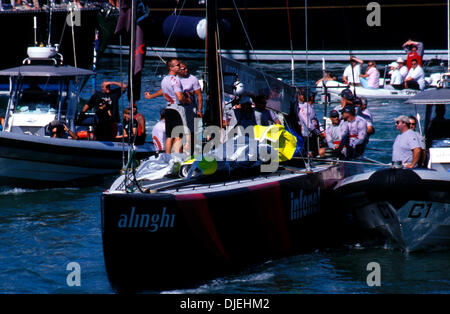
<box><xmin>317</xmin><ymin>80</ymin><xmax>420</xmax><ymax>100</ymax></box>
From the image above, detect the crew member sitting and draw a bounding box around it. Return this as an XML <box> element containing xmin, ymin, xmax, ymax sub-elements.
<box><xmin>388</xmin><ymin>62</ymin><xmax>404</xmax><ymax>90</ymax></box>
<box><xmin>404</xmin><ymin>59</ymin><xmax>425</xmax><ymax>90</ymax></box>
<box><xmin>359</xmin><ymin>61</ymin><xmax>380</xmax><ymax>89</ymax></box>
<box><xmin>116</xmin><ymin>108</ymin><xmax>138</xmax><ymax>142</ymax></box>
<box><xmin>319</xmin><ymin>110</ymin><xmax>346</xmax><ymax>158</ymax></box>
<box><xmin>340</xmin><ymin>105</ymin><xmax>368</xmax><ymax>158</ymax></box>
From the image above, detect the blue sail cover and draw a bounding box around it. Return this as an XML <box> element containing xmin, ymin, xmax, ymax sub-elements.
<box><xmin>221</xmin><ymin>56</ymin><xmax>297</xmax><ymax>115</ymax></box>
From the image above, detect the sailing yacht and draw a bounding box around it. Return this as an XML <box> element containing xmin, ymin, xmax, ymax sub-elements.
<box><xmin>101</xmin><ymin>0</ymin><xmax>366</xmax><ymax>292</ymax></box>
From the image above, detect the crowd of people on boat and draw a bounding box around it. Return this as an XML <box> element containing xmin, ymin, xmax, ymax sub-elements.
<box><xmin>321</xmin><ymin>40</ymin><xmax>427</xmax><ymax>91</ymax></box>
<box><xmin>42</xmin><ymin>37</ymin><xmax>443</xmax><ymax>171</ymax></box>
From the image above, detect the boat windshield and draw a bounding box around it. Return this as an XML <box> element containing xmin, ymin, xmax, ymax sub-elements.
<box><xmin>13</xmin><ymin>76</ymin><xmax>62</xmax><ymax>115</ymax></box>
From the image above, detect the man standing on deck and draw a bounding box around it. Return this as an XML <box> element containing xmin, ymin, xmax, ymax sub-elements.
<box><xmin>392</xmin><ymin>115</ymin><xmax>421</xmax><ymax>168</ymax></box>
<box><xmin>147</xmin><ymin>58</ymin><xmax>190</xmax><ymax>154</ymax></box>
<box><xmin>81</xmin><ymin>81</ymin><xmax>127</xmax><ymax>126</ymax></box>
<box><xmin>409</xmin><ymin>115</ymin><xmax>425</xmax><ymax>167</ymax></box>
<box><xmin>297</xmin><ymin>88</ymin><xmax>321</xmax><ymax>156</ymax></box>
<box><xmin>402</xmin><ymin>40</ymin><xmax>424</xmax><ymax>69</ymax></box>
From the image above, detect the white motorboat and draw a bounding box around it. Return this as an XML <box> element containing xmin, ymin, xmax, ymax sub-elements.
<box><xmin>0</xmin><ymin>60</ymin><xmax>154</xmax><ymax>186</ymax></box>
<box><xmin>316</xmin><ymin>80</ymin><xmax>421</xmax><ymax>101</ymax></box>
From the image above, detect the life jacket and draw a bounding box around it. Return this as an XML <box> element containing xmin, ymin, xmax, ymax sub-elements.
<box><xmin>406</xmin><ymin>52</ymin><xmax>422</xmax><ymax>69</ymax></box>
<box><xmin>76</xmin><ymin>130</ymin><xmax>95</xmax><ymax>140</ymax></box>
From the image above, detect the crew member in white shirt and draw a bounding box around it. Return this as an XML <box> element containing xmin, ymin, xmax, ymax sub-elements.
<box><xmin>397</xmin><ymin>58</ymin><xmax>409</xmax><ymax>80</ymax></box>
<box><xmin>343</xmin><ymin>56</ymin><xmax>363</xmax><ymax>86</ymax></box>
<box><xmin>389</xmin><ymin>62</ymin><xmax>404</xmax><ymax>90</ymax></box>
<box><xmin>404</xmin><ymin>59</ymin><xmax>426</xmax><ymax>90</ymax></box>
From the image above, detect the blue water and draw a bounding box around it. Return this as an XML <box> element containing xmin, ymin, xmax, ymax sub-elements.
<box><xmin>0</xmin><ymin>57</ymin><xmax>449</xmax><ymax>294</ymax></box>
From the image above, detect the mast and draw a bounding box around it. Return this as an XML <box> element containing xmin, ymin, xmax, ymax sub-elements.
<box><xmin>206</xmin><ymin>0</ymin><xmax>223</xmax><ymax>128</ymax></box>
<box><xmin>129</xmin><ymin>0</ymin><xmax>137</xmax><ymax>115</ymax></box>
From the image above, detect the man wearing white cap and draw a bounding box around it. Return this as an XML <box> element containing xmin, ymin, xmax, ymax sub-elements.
<box><xmin>392</xmin><ymin>115</ymin><xmax>422</xmax><ymax>168</ymax></box>
<box><xmin>396</xmin><ymin>58</ymin><xmax>408</xmax><ymax>80</ymax></box>
<box><xmin>388</xmin><ymin>62</ymin><xmax>404</xmax><ymax>90</ymax></box>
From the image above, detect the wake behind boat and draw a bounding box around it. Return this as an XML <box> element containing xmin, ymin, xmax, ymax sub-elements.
<box><xmin>0</xmin><ymin>49</ymin><xmax>154</xmax><ymax>186</ymax></box>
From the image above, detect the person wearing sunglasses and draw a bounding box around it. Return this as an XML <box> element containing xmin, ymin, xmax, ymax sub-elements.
<box><xmin>409</xmin><ymin>115</ymin><xmax>426</xmax><ymax>166</ymax></box>
<box><xmin>359</xmin><ymin>61</ymin><xmax>379</xmax><ymax>89</ymax></box>
<box><xmin>404</xmin><ymin>59</ymin><xmax>425</xmax><ymax>90</ymax></box>
<box><xmin>158</xmin><ymin>58</ymin><xmax>191</xmax><ymax>154</ymax></box>
<box><xmin>392</xmin><ymin>115</ymin><xmax>422</xmax><ymax>168</ymax></box>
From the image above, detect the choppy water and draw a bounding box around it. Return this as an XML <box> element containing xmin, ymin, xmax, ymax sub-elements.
<box><xmin>0</xmin><ymin>56</ymin><xmax>448</xmax><ymax>294</ymax></box>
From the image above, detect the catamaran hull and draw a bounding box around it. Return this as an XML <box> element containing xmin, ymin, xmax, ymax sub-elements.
<box><xmin>0</xmin><ymin>132</ymin><xmax>154</xmax><ymax>186</ymax></box>
<box><xmin>333</xmin><ymin>168</ymin><xmax>450</xmax><ymax>252</ymax></box>
<box><xmin>101</xmin><ymin>163</ymin><xmax>363</xmax><ymax>292</ymax></box>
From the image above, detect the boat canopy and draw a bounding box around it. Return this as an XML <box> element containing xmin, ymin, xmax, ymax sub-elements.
<box><xmin>0</xmin><ymin>66</ymin><xmax>94</xmax><ymax>77</ymax></box>
<box><xmin>405</xmin><ymin>88</ymin><xmax>450</xmax><ymax>105</ymax></box>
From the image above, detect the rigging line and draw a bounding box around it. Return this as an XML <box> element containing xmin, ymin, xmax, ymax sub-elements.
<box><xmin>286</xmin><ymin>0</ymin><xmax>295</xmax><ymax>86</ymax></box>
<box><xmin>58</xmin><ymin>13</ymin><xmax>68</xmax><ymax>47</ymax></box>
<box><xmin>303</xmin><ymin>157</ymin><xmax>391</xmax><ymax>167</ymax></box>
<box><xmin>230</xmin><ymin>0</ymin><xmax>271</xmax><ymax>90</ymax></box>
<box><xmin>70</xmin><ymin>8</ymin><xmax>77</xmax><ymax>67</ymax></box>
<box><xmin>119</xmin><ymin>34</ymin><xmax>126</xmax><ymax>168</ymax></box>
<box><xmin>341</xmin><ymin>0</ymin><xmax>356</xmax><ymax>96</ymax></box>
<box><xmin>153</xmin><ymin>0</ymin><xmax>187</xmax><ymax>76</ymax></box>
<box><xmin>216</xmin><ymin>18</ymin><xmax>225</xmax><ymax>136</ymax></box>
<box><xmin>304</xmin><ymin>0</ymin><xmax>311</xmax><ymax>170</ymax></box>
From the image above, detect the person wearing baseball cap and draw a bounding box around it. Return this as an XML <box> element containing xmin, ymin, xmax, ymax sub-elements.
<box><xmin>340</xmin><ymin>105</ymin><xmax>368</xmax><ymax>158</ymax></box>
<box><xmin>392</xmin><ymin>115</ymin><xmax>422</xmax><ymax>168</ymax></box>
<box><xmin>396</xmin><ymin>58</ymin><xmax>408</xmax><ymax>80</ymax></box>
<box><xmin>319</xmin><ymin>109</ymin><xmax>347</xmax><ymax>158</ymax></box>
<box><xmin>388</xmin><ymin>61</ymin><xmax>404</xmax><ymax>90</ymax></box>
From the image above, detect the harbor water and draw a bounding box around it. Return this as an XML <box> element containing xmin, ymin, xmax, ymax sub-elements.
<box><xmin>0</xmin><ymin>56</ymin><xmax>449</xmax><ymax>294</ymax></box>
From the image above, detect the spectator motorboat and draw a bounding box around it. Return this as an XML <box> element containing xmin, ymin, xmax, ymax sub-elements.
<box><xmin>332</xmin><ymin>89</ymin><xmax>450</xmax><ymax>252</ymax></box>
<box><xmin>316</xmin><ymin>79</ymin><xmax>422</xmax><ymax>101</ymax></box>
<box><xmin>0</xmin><ymin>50</ymin><xmax>154</xmax><ymax>186</ymax></box>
